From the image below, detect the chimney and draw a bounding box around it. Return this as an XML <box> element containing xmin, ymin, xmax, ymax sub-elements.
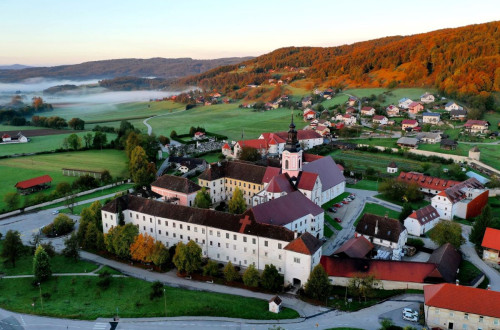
<box><xmin>374</xmin><ymin>220</ymin><xmax>379</xmax><ymax>235</ymax></box>
<box><xmin>456</xmin><ymin>279</ymin><xmax>459</xmax><ymax>286</ymax></box>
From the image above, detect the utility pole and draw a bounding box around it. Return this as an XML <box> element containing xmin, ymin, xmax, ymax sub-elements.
<box><xmin>163</xmin><ymin>288</ymin><xmax>167</xmax><ymax>317</ymax></box>
<box><xmin>38</xmin><ymin>283</ymin><xmax>43</xmax><ymax>311</ymax></box>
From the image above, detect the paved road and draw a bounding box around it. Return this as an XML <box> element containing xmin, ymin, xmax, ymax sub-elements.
<box><xmin>0</xmin><ymin>294</ymin><xmax>424</xmax><ymax>330</ymax></box>
<box><xmin>142</xmin><ymin>109</ymin><xmax>186</xmax><ymax>136</ymax></box>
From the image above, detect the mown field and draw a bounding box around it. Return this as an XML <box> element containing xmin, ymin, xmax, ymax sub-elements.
<box><xmin>355</xmin><ymin>203</ymin><xmax>401</xmax><ymax>226</ymax></box>
<box><xmin>0</xmin><ymin>150</ymin><xmax>128</xmax><ymax>211</ymax></box>
<box><xmin>346</xmin><ymin>88</ymin><xmax>435</xmax><ymax>106</ymax></box>
<box><xmin>0</xmin><ymin>132</ymin><xmax>116</xmax><ymax>157</ymax></box>
<box><xmin>0</xmin><ymin>277</ymin><xmax>299</xmax><ymax>320</ymax></box>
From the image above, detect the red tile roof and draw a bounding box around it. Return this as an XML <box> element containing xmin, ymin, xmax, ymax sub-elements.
<box><xmin>332</xmin><ymin>236</ymin><xmax>373</xmax><ymax>258</ymax></box>
<box><xmin>266</xmin><ymin>174</ymin><xmax>295</xmax><ymax>193</ymax></box>
<box><xmin>237</xmin><ymin>139</ymin><xmax>268</xmax><ymax>150</ymax></box>
<box><xmin>464</xmin><ymin>120</ymin><xmax>488</xmax><ymax>127</ymax></box>
<box><xmin>274</xmin><ymin>129</ymin><xmax>322</xmax><ymax>141</ymax></box>
<box><xmin>222</xmin><ymin>143</ymin><xmax>231</xmax><ymax>149</ymax></box>
<box><xmin>284</xmin><ymin>232</ymin><xmax>323</xmax><ymax>255</ymax></box>
<box><xmin>297</xmin><ymin>171</ymin><xmax>318</xmax><ymax>191</ymax></box>
<box><xmin>373</xmin><ymin>115</ymin><xmax>386</xmax><ymax>121</ymax></box>
<box><xmin>321</xmin><ymin>257</ymin><xmax>439</xmax><ymax>283</ymax></box>
<box><xmin>361</xmin><ymin>106</ymin><xmax>374</xmax><ymax>111</ymax></box>
<box><xmin>402</xmin><ymin>119</ymin><xmax>418</xmax><ymax>125</ymax></box>
<box><xmin>15</xmin><ymin>175</ymin><xmax>52</xmax><ymax>189</ymax></box>
<box><xmin>303</xmin><ymin>109</ymin><xmax>316</xmax><ymax>116</ymax></box>
<box><xmin>260</xmin><ymin>133</ymin><xmax>286</xmax><ymax>144</ymax></box>
<box><xmin>303</xmin><ymin>153</ymin><xmax>323</xmax><ymax>163</ymax></box>
<box><xmin>398</xmin><ymin>172</ymin><xmax>459</xmax><ymax>192</ymax></box>
<box><xmin>262</xmin><ymin>166</ymin><xmax>281</xmax><ymax>184</ymax></box>
<box><xmin>482</xmin><ymin>227</ymin><xmax>500</xmax><ymax>251</ymax></box>
<box><xmin>424</xmin><ymin>284</ymin><xmax>500</xmax><ymax>318</ymax></box>
<box><xmin>2</xmin><ymin>134</ymin><xmax>11</xmax><ymax>138</ymax></box>
<box><xmin>151</xmin><ymin>175</ymin><xmax>201</xmax><ymax>194</ymax></box>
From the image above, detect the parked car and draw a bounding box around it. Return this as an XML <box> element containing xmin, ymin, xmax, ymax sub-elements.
<box><xmin>52</xmin><ymin>210</ymin><xmax>59</xmax><ymax>215</ymax></box>
<box><xmin>402</xmin><ymin>312</ymin><xmax>418</xmax><ymax>322</ymax></box>
<box><xmin>349</xmin><ymin>194</ymin><xmax>356</xmax><ymax>199</ymax></box>
<box><xmin>341</xmin><ymin>200</ymin><xmax>349</xmax><ymax>204</ymax></box>
<box><xmin>334</xmin><ymin>217</ymin><xmax>342</xmax><ymax>223</ymax></box>
<box><xmin>402</xmin><ymin>308</ymin><xmax>418</xmax><ymax>317</ymax></box>
<box><xmin>334</xmin><ymin>203</ymin><xmax>343</xmax><ymax>208</ymax></box>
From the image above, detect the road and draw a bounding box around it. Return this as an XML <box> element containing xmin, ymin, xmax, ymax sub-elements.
<box><xmin>0</xmin><ymin>294</ymin><xmax>425</xmax><ymax>330</ymax></box>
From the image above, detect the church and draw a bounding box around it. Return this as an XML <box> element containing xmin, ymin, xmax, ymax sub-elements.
<box><xmin>199</xmin><ymin>117</ymin><xmax>346</xmax><ymax>207</ymax></box>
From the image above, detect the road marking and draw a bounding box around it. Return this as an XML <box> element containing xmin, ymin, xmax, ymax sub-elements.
<box><xmin>93</xmin><ymin>323</ymin><xmax>108</xmax><ymax>329</ymax></box>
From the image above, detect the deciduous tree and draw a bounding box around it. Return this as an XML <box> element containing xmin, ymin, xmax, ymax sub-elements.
<box><xmin>203</xmin><ymin>259</ymin><xmax>219</xmax><ymax>278</ymax></box>
<box><xmin>130</xmin><ymin>233</ymin><xmax>155</xmax><ymax>263</ymax></box>
<box><xmin>62</xmin><ymin>232</ymin><xmax>80</xmax><ymax>261</ymax></box>
<box><xmin>305</xmin><ymin>264</ymin><xmax>330</xmax><ymax>300</ymax></box>
<box><xmin>194</xmin><ymin>187</ymin><xmax>211</xmax><ymax>209</ymax></box>
<box><xmin>429</xmin><ymin>221</ymin><xmax>465</xmax><ymax>248</ymax></box>
<box><xmin>151</xmin><ymin>241</ymin><xmax>170</xmax><ymax>269</ymax></box>
<box><xmin>242</xmin><ymin>264</ymin><xmax>259</xmax><ymax>287</ymax></box>
<box><xmin>260</xmin><ymin>264</ymin><xmax>282</xmax><ymax>292</ymax></box>
<box><xmin>223</xmin><ymin>261</ymin><xmax>239</xmax><ymax>282</ymax></box>
<box><xmin>68</xmin><ymin>118</ymin><xmax>85</xmax><ymax>130</ymax></box>
<box><xmin>33</xmin><ymin>245</ymin><xmax>52</xmax><ymax>283</ymax></box>
<box><xmin>1</xmin><ymin>230</ymin><xmax>24</xmax><ymax>267</ymax></box>
<box><xmin>228</xmin><ymin>187</ymin><xmax>246</xmax><ymax>214</ymax></box>
<box><xmin>4</xmin><ymin>192</ymin><xmax>20</xmax><ymax>210</ymax></box>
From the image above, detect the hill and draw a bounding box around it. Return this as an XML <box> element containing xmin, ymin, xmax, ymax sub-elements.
<box><xmin>0</xmin><ymin>57</ymin><xmax>253</xmax><ymax>82</ymax></box>
<box><xmin>0</xmin><ymin>64</ymin><xmax>34</xmax><ymax>70</ymax></box>
<box><xmin>178</xmin><ymin>21</ymin><xmax>500</xmax><ymax>109</ymax></box>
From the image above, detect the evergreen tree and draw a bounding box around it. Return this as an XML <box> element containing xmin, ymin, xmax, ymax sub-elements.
<box><xmin>194</xmin><ymin>187</ymin><xmax>211</xmax><ymax>209</ymax></box>
<box><xmin>1</xmin><ymin>230</ymin><xmax>24</xmax><ymax>267</ymax></box>
<box><xmin>399</xmin><ymin>203</ymin><xmax>413</xmax><ymax>222</ymax></box>
<box><xmin>470</xmin><ymin>205</ymin><xmax>492</xmax><ymax>246</ymax></box>
<box><xmin>62</xmin><ymin>232</ymin><xmax>80</xmax><ymax>261</ymax></box>
<box><xmin>228</xmin><ymin>187</ymin><xmax>247</xmax><ymax>214</ymax></box>
<box><xmin>223</xmin><ymin>261</ymin><xmax>239</xmax><ymax>282</ymax></box>
<box><xmin>33</xmin><ymin>245</ymin><xmax>52</xmax><ymax>283</ymax></box>
<box><xmin>260</xmin><ymin>264</ymin><xmax>282</xmax><ymax>292</ymax></box>
<box><xmin>305</xmin><ymin>264</ymin><xmax>330</xmax><ymax>300</ymax></box>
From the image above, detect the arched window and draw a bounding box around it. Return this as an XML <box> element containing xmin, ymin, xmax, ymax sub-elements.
<box><xmin>285</xmin><ymin>160</ymin><xmax>289</xmax><ymax>169</ymax></box>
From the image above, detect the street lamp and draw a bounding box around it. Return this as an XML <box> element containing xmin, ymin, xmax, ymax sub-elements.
<box><xmin>163</xmin><ymin>288</ymin><xmax>167</xmax><ymax>317</ymax></box>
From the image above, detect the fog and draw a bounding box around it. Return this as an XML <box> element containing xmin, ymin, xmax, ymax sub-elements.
<box><xmin>0</xmin><ymin>78</ymin><xmax>182</xmax><ymax>111</ymax></box>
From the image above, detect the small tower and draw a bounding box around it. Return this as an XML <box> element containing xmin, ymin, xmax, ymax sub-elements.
<box><xmin>387</xmin><ymin>161</ymin><xmax>398</xmax><ymax>174</ymax></box>
<box><xmin>469</xmin><ymin>146</ymin><xmax>480</xmax><ymax>161</ymax></box>
<box><xmin>282</xmin><ymin>115</ymin><xmax>303</xmax><ymax>178</ymax></box>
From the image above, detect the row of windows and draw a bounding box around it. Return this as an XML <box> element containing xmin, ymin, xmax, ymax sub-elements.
<box><xmin>434</xmin><ymin>308</ymin><xmax>498</xmax><ymax>325</ymax></box>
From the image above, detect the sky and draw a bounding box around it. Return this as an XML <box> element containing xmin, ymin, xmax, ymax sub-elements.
<box><xmin>0</xmin><ymin>0</ymin><xmax>499</xmax><ymax>66</ymax></box>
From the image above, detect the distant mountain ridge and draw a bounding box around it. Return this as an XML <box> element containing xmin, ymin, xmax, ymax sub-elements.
<box><xmin>0</xmin><ymin>64</ymin><xmax>34</xmax><ymax>70</ymax></box>
<box><xmin>0</xmin><ymin>57</ymin><xmax>253</xmax><ymax>82</ymax></box>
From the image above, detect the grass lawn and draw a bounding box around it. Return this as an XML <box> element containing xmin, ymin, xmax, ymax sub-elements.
<box><xmin>38</xmin><ymin>183</ymin><xmax>133</xmax><ymax>211</ymax></box>
<box><xmin>0</xmin><ymin>277</ymin><xmax>299</xmax><ymax>320</ymax></box>
<box><xmin>354</xmin><ymin>203</ymin><xmax>401</xmax><ymax>226</ymax></box>
<box><xmin>0</xmin><ymin>132</ymin><xmax>116</xmax><ymax>157</ymax></box>
<box><xmin>321</xmin><ymin>94</ymin><xmax>349</xmax><ymax>108</ymax></box>
<box><xmin>0</xmin><ymin>124</ymin><xmax>40</xmax><ymax>131</ymax></box>
<box><xmin>197</xmin><ymin>152</ymin><xmax>222</xmax><ymax>163</ymax></box>
<box><xmin>51</xmin><ymin>100</ymin><xmax>185</xmax><ymax>123</ymax></box>
<box><xmin>490</xmin><ymin>197</ymin><xmax>500</xmax><ymax>220</ymax></box>
<box><xmin>0</xmin><ymin>244</ymin><xmax>99</xmax><ymax>276</ymax></box>
<box><xmin>0</xmin><ymin>150</ymin><xmax>128</xmax><ymax>212</ymax></box>
<box><xmin>327</xmin><ymin>285</ymin><xmax>406</xmax><ymax>312</ymax></box>
<box><xmin>96</xmin><ymin>266</ymin><xmax>122</xmax><ymax>275</ymax></box>
<box><xmin>147</xmin><ymin>103</ymin><xmax>307</xmax><ymax>141</ymax></box>
<box><xmin>346</xmin><ymin>180</ymin><xmax>379</xmax><ymax>191</ymax></box>
<box><xmin>346</xmin><ymin>138</ymin><xmax>398</xmax><ymax>149</ymax></box>
<box><xmin>457</xmin><ymin>260</ymin><xmax>484</xmax><ymax>286</ymax></box>
<box><xmin>374</xmin><ymin>194</ymin><xmax>430</xmax><ymax>210</ymax></box>
<box><xmin>325</xmin><ymin>213</ymin><xmax>342</xmax><ymax>230</ymax></box>
<box><xmin>324</xmin><ymin>224</ymin><xmax>334</xmax><ymax>238</ymax></box>
<box><xmin>322</xmin><ymin>192</ymin><xmax>350</xmax><ymax>210</ymax></box>
<box><xmin>346</xmin><ymin>88</ymin><xmax>433</xmax><ymax>106</ymax></box>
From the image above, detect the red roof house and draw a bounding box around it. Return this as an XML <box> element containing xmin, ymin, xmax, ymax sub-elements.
<box><xmin>15</xmin><ymin>175</ymin><xmax>53</xmax><ymax>194</ymax></box>
<box><xmin>481</xmin><ymin>227</ymin><xmax>500</xmax><ymax>263</ymax></box>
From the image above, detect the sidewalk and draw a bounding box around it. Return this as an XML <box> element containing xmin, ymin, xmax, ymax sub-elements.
<box><xmin>80</xmin><ymin>251</ymin><xmax>327</xmax><ymax>317</ymax></box>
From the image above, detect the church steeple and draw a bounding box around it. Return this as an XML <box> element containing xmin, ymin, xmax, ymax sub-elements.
<box><xmin>284</xmin><ymin>113</ymin><xmax>299</xmax><ymax>152</ymax></box>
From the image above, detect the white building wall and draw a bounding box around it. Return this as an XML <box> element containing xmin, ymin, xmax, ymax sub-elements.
<box><xmin>432</xmin><ymin>195</ymin><xmax>454</xmax><ymax>220</ymax></box>
<box><xmin>404</xmin><ymin>218</ymin><xmax>423</xmax><ymax>236</ymax></box>
<box><xmin>284</xmin><ymin>251</ymin><xmax>313</xmax><ymax>286</ymax></box>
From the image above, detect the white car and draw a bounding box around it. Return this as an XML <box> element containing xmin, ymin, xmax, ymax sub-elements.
<box><xmin>52</xmin><ymin>210</ymin><xmax>59</xmax><ymax>215</ymax></box>
<box><xmin>402</xmin><ymin>311</ymin><xmax>418</xmax><ymax>322</ymax></box>
<box><xmin>402</xmin><ymin>308</ymin><xmax>418</xmax><ymax>317</ymax></box>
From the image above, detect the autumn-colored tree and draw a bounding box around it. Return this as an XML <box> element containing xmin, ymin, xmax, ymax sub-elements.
<box><xmin>150</xmin><ymin>241</ymin><xmax>170</xmax><ymax>269</ymax></box>
<box><xmin>32</xmin><ymin>97</ymin><xmax>44</xmax><ymax>110</ymax></box>
<box><xmin>194</xmin><ymin>187</ymin><xmax>211</xmax><ymax>209</ymax></box>
<box><xmin>228</xmin><ymin>187</ymin><xmax>247</xmax><ymax>214</ymax></box>
<box><xmin>68</xmin><ymin>118</ymin><xmax>85</xmax><ymax>130</ymax></box>
<box><xmin>130</xmin><ymin>233</ymin><xmax>155</xmax><ymax>263</ymax></box>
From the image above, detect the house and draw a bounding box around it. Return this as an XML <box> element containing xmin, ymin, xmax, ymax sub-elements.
<box><xmin>361</xmin><ymin>106</ymin><xmax>375</xmax><ymax>116</ymax></box>
<box><xmin>335</xmin><ymin>114</ymin><xmax>357</xmax><ymax>126</ymax></box>
<box><xmin>481</xmin><ymin>227</ymin><xmax>500</xmax><ymax>263</ymax></box>
<box><xmin>440</xmin><ymin>139</ymin><xmax>458</xmax><ymax>150</ymax></box>
<box><xmin>398</xmin><ymin>98</ymin><xmax>413</xmax><ymax>109</ymax></box>
<box><xmin>464</xmin><ymin>120</ymin><xmax>489</xmax><ymax>134</ymax></box>
<box><xmin>420</xmin><ymin>93</ymin><xmax>435</xmax><ymax>104</ymax></box>
<box><xmin>355</xmin><ymin>213</ymin><xmax>407</xmax><ymax>256</ymax></box>
<box><xmin>398</xmin><ymin>172</ymin><xmax>460</xmax><ymax>195</ymax></box>
<box><xmin>386</xmin><ymin>105</ymin><xmax>400</xmax><ymax>117</ymax></box>
<box><xmin>424</xmin><ymin>284</ymin><xmax>500</xmax><ymax>330</ymax></box>
<box><xmin>450</xmin><ymin>109</ymin><xmax>467</xmax><ymax>120</ymax></box>
<box><xmin>2</xmin><ymin>133</ymin><xmax>11</xmax><ymax>142</ymax></box>
<box><xmin>331</xmin><ymin>236</ymin><xmax>374</xmax><ymax>259</ymax></box>
<box><xmin>427</xmin><ymin>243</ymin><xmax>461</xmax><ymax>283</ymax></box>
<box><xmin>397</xmin><ymin>137</ymin><xmax>419</xmax><ymax>148</ymax></box>
<box><xmin>422</xmin><ymin>112</ymin><xmax>440</xmax><ymax>124</ymax></box>
<box><xmin>301</xmin><ymin>96</ymin><xmax>312</xmax><ymax>108</ymax></box>
<box><xmin>269</xmin><ymin>296</ymin><xmax>282</xmax><ymax>313</ymax></box>
<box><xmin>15</xmin><ymin>175</ymin><xmax>52</xmax><ymax>195</ymax></box>
<box><xmin>345</xmin><ymin>107</ymin><xmax>357</xmax><ymax>114</ymax></box>
<box><xmin>102</xmin><ymin>195</ymin><xmax>322</xmax><ymax>288</ymax></box>
<box><xmin>404</xmin><ymin>205</ymin><xmax>441</xmax><ymax>236</ymax></box>
<box><xmin>151</xmin><ymin>175</ymin><xmax>201</xmax><ymax>207</ymax></box>
<box><xmin>260</xmin><ymin>129</ymin><xmax>323</xmax><ymax>151</ymax></box>
<box><xmin>387</xmin><ymin>161</ymin><xmax>398</xmax><ymax>174</ymax></box>
<box><xmin>310</xmin><ymin>124</ymin><xmax>330</xmax><ymax>137</ymax></box>
<box><xmin>233</xmin><ymin>139</ymin><xmax>270</xmax><ymax>158</ymax></box>
<box><xmin>444</xmin><ymin>102</ymin><xmax>463</xmax><ymax>111</ymax></box>
<box><xmin>248</xmin><ymin>191</ymin><xmax>325</xmax><ymax>238</ymax></box>
<box><xmin>372</xmin><ymin>115</ymin><xmax>388</xmax><ymax>125</ymax></box>
<box><xmin>431</xmin><ymin>178</ymin><xmax>489</xmax><ymax>220</ymax></box>
<box><xmin>1</xmin><ymin>132</ymin><xmax>28</xmax><ymax>143</ymax></box>
<box><xmin>347</xmin><ymin>97</ymin><xmax>357</xmax><ymax>106</ymax></box>
<box><xmin>416</xmin><ymin>132</ymin><xmax>442</xmax><ymax>144</ymax></box>
<box><xmin>408</xmin><ymin>102</ymin><xmax>424</xmax><ymax>114</ymax></box>
<box><xmin>168</xmin><ymin>156</ymin><xmax>207</xmax><ymax>174</ymax></box>
<box><xmin>303</xmin><ymin>109</ymin><xmax>317</xmax><ymax>121</ymax></box>
<box><xmin>401</xmin><ymin>119</ymin><xmax>419</xmax><ymax>131</ymax></box>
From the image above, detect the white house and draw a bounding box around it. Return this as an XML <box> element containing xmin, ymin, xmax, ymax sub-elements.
<box><xmin>386</xmin><ymin>105</ymin><xmax>400</xmax><ymax>117</ymax></box>
<box><xmin>101</xmin><ymin>194</ymin><xmax>323</xmax><ymax>288</ymax></box>
<box><xmin>404</xmin><ymin>205</ymin><xmax>441</xmax><ymax>236</ymax></box>
<box><xmin>398</xmin><ymin>98</ymin><xmax>413</xmax><ymax>109</ymax></box>
<box><xmin>361</xmin><ymin>106</ymin><xmax>375</xmax><ymax>116</ymax></box>
<box><xmin>416</xmin><ymin>132</ymin><xmax>442</xmax><ymax>144</ymax></box>
<box><xmin>150</xmin><ymin>175</ymin><xmax>201</xmax><ymax>207</ymax></box>
<box><xmin>420</xmin><ymin>93</ymin><xmax>435</xmax><ymax>104</ymax></box>
<box><xmin>335</xmin><ymin>114</ymin><xmax>357</xmax><ymax>126</ymax></box>
<box><xmin>444</xmin><ymin>102</ymin><xmax>463</xmax><ymax>111</ymax></box>
<box><xmin>387</xmin><ymin>161</ymin><xmax>398</xmax><ymax>174</ymax></box>
<box><xmin>422</xmin><ymin>112</ymin><xmax>441</xmax><ymax>124</ymax></box>
<box><xmin>372</xmin><ymin>115</ymin><xmax>388</xmax><ymax>125</ymax></box>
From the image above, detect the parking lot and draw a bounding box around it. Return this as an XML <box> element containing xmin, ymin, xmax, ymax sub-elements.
<box><xmin>379</xmin><ymin>301</ymin><xmax>424</xmax><ymax>329</ymax></box>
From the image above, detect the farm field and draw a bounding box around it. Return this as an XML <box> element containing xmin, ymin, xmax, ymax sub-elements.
<box><xmin>418</xmin><ymin>142</ymin><xmax>500</xmax><ymax>170</ymax></box>
<box><xmin>321</xmin><ymin>94</ymin><xmax>349</xmax><ymax>108</ymax></box>
<box><xmin>0</xmin><ymin>124</ymin><xmax>40</xmax><ymax>131</ymax></box>
<box><xmin>147</xmin><ymin>103</ymin><xmax>307</xmax><ymax>141</ymax></box>
<box><xmin>0</xmin><ymin>132</ymin><xmax>116</xmax><ymax>157</ymax></box>
<box><xmin>0</xmin><ymin>276</ymin><xmax>299</xmax><ymax>320</ymax></box>
<box><xmin>51</xmin><ymin>100</ymin><xmax>185</xmax><ymax>123</ymax></box>
<box><xmin>346</xmin><ymin>88</ymin><xmax>435</xmax><ymax>106</ymax></box>
<box><xmin>0</xmin><ymin>150</ymin><xmax>128</xmax><ymax>211</ymax></box>
<box><xmin>342</xmin><ymin>138</ymin><xmax>397</xmax><ymax>149</ymax></box>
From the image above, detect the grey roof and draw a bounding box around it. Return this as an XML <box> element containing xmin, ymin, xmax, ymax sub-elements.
<box><xmin>303</xmin><ymin>156</ymin><xmax>345</xmax><ymax>192</ymax></box>
<box><xmin>427</xmin><ymin>243</ymin><xmax>461</xmax><ymax>283</ymax></box>
<box><xmin>397</xmin><ymin>137</ymin><xmax>418</xmax><ymax>145</ymax></box>
<box><xmin>249</xmin><ymin>191</ymin><xmax>324</xmax><ymax>226</ymax></box>
<box><xmin>450</xmin><ymin>109</ymin><xmax>467</xmax><ymax>116</ymax></box>
<box><xmin>422</xmin><ymin>112</ymin><xmax>440</xmax><ymax>117</ymax></box>
<box><xmin>466</xmin><ymin>171</ymin><xmax>490</xmax><ymax>184</ymax></box>
<box><xmin>416</xmin><ymin>132</ymin><xmax>441</xmax><ymax>140</ymax></box>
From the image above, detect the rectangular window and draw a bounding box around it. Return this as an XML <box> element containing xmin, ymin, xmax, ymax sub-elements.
<box><xmin>202</xmin><ymin>229</ymin><xmax>205</xmax><ymax>234</ymax></box>
<box><xmin>226</xmin><ymin>233</ymin><xmax>229</xmax><ymax>239</ymax></box>
<box><xmin>159</xmin><ymin>230</ymin><xmax>161</xmax><ymax>235</ymax></box>
<box><xmin>180</xmin><ymin>224</ymin><xmax>183</xmax><ymax>230</ymax></box>
<box><xmin>253</xmin><ymin>249</ymin><xmax>256</xmax><ymax>255</ymax></box>
<box><xmin>209</xmin><ymin>230</ymin><xmax>212</xmax><ymax>235</ymax></box>
<box><xmin>479</xmin><ymin>316</ymin><xmax>483</xmax><ymax>323</ymax></box>
<box><xmin>158</xmin><ymin>219</ymin><xmax>160</xmax><ymax>225</ymax></box>
<box><xmin>243</xmin><ymin>237</ymin><xmax>247</xmax><ymax>243</ymax></box>
<box><xmin>218</xmin><ymin>243</ymin><xmax>220</xmax><ymax>247</ymax></box>
<box><xmin>130</xmin><ymin>212</ymin><xmax>132</xmax><ymax>217</ymax></box>
<box><xmin>464</xmin><ymin>313</ymin><xmax>469</xmax><ymax>320</ymax></box>
<box><xmin>136</xmin><ymin>214</ymin><xmax>138</xmax><ymax>219</ymax></box>
<box><xmin>233</xmin><ymin>234</ymin><xmax>237</xmax><ymax>240</ymax></box>
<box><xmin>194</xmin><ymin>227</ymin><xmax>197</xmax><ymax>233</ymax></box>
<box><xmin>217</xmin><ymin>231</ymin><xmax>220</xmax><ymax>237</ymax></box>
<box><xmin>252</xmin><ymin>238</ymin><xmax>256</xmax><ymax>244</ymax></box>
<box><xmin>150</xmin><ymin>228</ymin><xmax>153</xmax><ymax>233</ymax></box>
<box><xmin>173</xmin><ymin>223</ymin><xmax>176</xmax><ymax>228</ymax></box>
<box><xmin>264</xmin><ymin>241</ymin><xmax>268</xmax><ymax>247</ymax></box>
<box><xmin>279</xmin><ymin>255</ymin><xmax>282</xmax><ymax>260</ymax></box>
<box><xmin>180</xmin><ymin>235</ymin><xmax>183</xmax><ymax>239</ymax></box>
<box><xmin>202</xmin><ymin>239</ymin><xmax>205</xmax><ymax>244</ymax></box>
<box><xmin>217</xmin><ymin>253</ymin><xmax>220</xmax><ymax>258</ymax></box>
<box><xmin>195</xmin><ymin>238</ymin><xmax>198</xmax><ymax>243</ymax></box>
<box><xmin>187</xmin><ymin>226</ymin><xmax>190</xmax><ymax>231</ymax></box>
<box><xmin>173</xmin><ymin>233</ymin><xmax>176</xmax><ymax>238</ymax></box>
<box><xmin>278</xmin><ymin>243</ymin><xmax>282</xmax><ymax>249</ymax></box>
<box><xmin>165</xmin><ymin>221</ymin><xmax>168</xmax><ymax>226</ymax></box>
<box><xmin>226</xmin><ymin>243</ymin><xmax>229</xmax><ymax>248</ymax></box>
<box><xmin>105</xmin><ymin>214</ymin><xmax>107</xmax><ymax>219</ymax></box>
<box><xmin>150</xmin><ymin>219</ymin><xmax>152</xmax><ymax>223</ymax></box>
<box><xmin>166</xmin><ymin>232</ymin><xmax>168</xmax><ymax>236</ymax></box>
<box><xmin>244</xmin><ymin>260</ymin><xmax>247</xmax><ymax>265</ymax></box>
<box><xmin>143</xmin><ymin>226</ymin><xmax>146</xmax><ymax>230</ymax></box>
<box><xmin>294</xmin><ymin>257</ymin><xmax>300</xmax><ymax>263</ymax></box>
<box><xmin>187</xmin><ymin>236</ymin><xmax>190</xmax><ymax>241</ymax></box>
<box><xmin>210</xmin><ymin>241</ymin><xmax>213</xmax><ymax>246</ymax></box>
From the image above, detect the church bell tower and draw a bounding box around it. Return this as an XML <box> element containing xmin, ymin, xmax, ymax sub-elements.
<box><xmin>282</xmin><ymin>114</ymin><xmax>302</xmax><ymax>178</ymax></box>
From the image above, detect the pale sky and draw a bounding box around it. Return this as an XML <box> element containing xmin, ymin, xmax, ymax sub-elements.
<box><xmin>0</xmin><ymin>0</ymin><xmax>498</xmax><ymax>66</ymax></box>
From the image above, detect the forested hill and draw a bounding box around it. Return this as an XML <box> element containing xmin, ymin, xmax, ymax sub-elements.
<box><xmin>179</xmin><ymin>21</ymin><xmax>500</xmax><ymax>106</ymax></box>
<box><xmin>0</xmin><ymin>57</ymin><xmax>253</xmax><ymax>82</ymax></box>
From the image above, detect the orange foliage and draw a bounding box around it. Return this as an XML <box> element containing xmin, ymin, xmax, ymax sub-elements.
<box><xmin>130</xmin><ymin>233</ymin><xmax>155</xmax><ymax>263</ymax></box>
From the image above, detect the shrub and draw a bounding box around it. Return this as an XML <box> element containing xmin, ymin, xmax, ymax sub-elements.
<box><xmin>406</xmin><ymin>238</ymin><xmax>424</xmax><ymax>249</ymax></box>
<box><xmin>150</xmin><ymin>281</ymin><xmax>164</xmax><ymax>300</ymax></box>
<box><xmin>42</xmin><ymin>214</ymin><xmax>75</xmax><ymax>237</ymax></box>
<box><xmin>97</xmin><ymin>270</ymin><xmax>112</xmax><ymax>290</ymax></box>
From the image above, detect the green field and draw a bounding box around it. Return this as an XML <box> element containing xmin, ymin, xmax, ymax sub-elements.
<box><xmin>51</xmin><ymin>100</ymin><xmax>185</xmax><ymax>123</ymax></box>
<box><xmin>0</xmin><ymin>124</ymin><xmax>40</xmax><ymax>131</ymax></box>
<box><xmin>321</xmin><ymin>94</ymin><xmax>349</xmax><ymax>108</ymax></box>
<box><xmin>325</xmin><ymin>213</ymin><xmax>342</xmax><ymax>230</ymax></box>
<box><xmin>346</xmin><ymin>180</ymin><xmax>379</xmax><ymax>191</ymax></box>
<box><xmin>0</xmin><ymin>150</ymin><xmax>128</xmax><ymax>211</ymax></box>
<box><xmin>347</xmin><ymin>88</ymin><xmax>434</xmax><ymax>106</ymax></box>
<box><xmin>374</xmin><ymin>193</ymin><xmax>430</xmax><ymax>210</ymax></box>
<box><xmin>346</xmin><ymin>138</ymin><xmax>398</xmax><ymax>149</ymax></box>
<box><xmin>147</xmin><ymin>103</ymin><xmax>307</xmax><ymax>141</ymax></box>
<box><xmin>355</xmin><ymin>203</ymin><xmax>401</xmax><ymax>226</ymax></box>
<box><xmin>0</xmin><ymin>132</ymin><xmax>116</xmax><ymax>157</ymax></box>
<box><xmin>0</xmin><ymin>277</ymin><xmax>299</xmax><ymax>320</ymax></box>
